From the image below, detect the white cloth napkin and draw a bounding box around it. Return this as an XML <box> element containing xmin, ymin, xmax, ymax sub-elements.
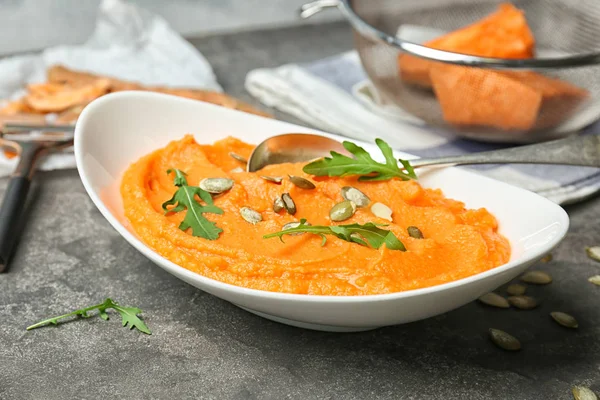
<box><xmin>245</xmin><ymin>50</ymin><xmax>600</xmax><ymax>205</ymax></box>
<box><xmin>0</xmin><ymin>0</ymin><xmax>220</xmax><ymax>177</ymax></box>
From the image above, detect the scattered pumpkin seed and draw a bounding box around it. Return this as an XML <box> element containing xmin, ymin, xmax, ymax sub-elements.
<box><xmin>199</xmin><ymin>178</ymin><xmax>234</xmax><ymax>194</ymax></box>
<box><xmin>478</xmin><ymin>292</ymin><xmax>510</xmax><ymax>308</ymax></box>
<box><xmin>550</xmin><ymin>311</ymin><xmax>578</xmax><ymax>329</ymax></box>
<box><xmin>506</xmin><ymin>283</ymin><xmax>527</xmax><ymax>296</ymax></box>
<box><xmin>330</xmin><ymin>200</ymin><xmax>357</xmax><ymax>222</ymax></box>
<box><xmin>586</xmin><ymin>246</ymin><xmax>600</xmax><ymax>262</ymax></box>
<box><xmin>229</xmin><ymin>152</ymin><xmax>248</xmax><ymax>164</ymax></box>
<box><xmin>573</xmin><ymin>386</ymin><xmax>598</xmax><ymax>400</ymax></box>
<box><xmin>288</xmin><ymin>175</ymin><xmax>316</xmax><ymax>189</ymax></box>
<box><xmin>281</xmin><ymin>193</ymin><xmax>297</xmax><ymax>215</ymax></box>
<box><xmin>230</xmin><ymin>167</ymin><xmax>244</xmax><ymax>173</ymax></box>
<box><xmin>282</xmin><ymin>221</ymin><xmax>311</xmax><ymax>235</ymax></box>
<box><xmin>489</xmin><ymin>328</ymin><xmax>521</xmax><ymax>351</ymax></box>
<box><xmin>540</xmin><ymin>254</ymin><xmax>553</xmax><ymax>263</ymax></box>
<box><xmin>371</xmin><ymin>202</ymin><xmax>393</xmax><ymax>221</ymax></box>
<box><xmin>273</xmin><ymin>196</ymin><xmax>285</xmax><ymax>213</ymax></box>
<box><xmin>508</xmin><ymin>295</ymin><xmax>538</xmax><ymax>310</ymax></box>
<box><xmin>520</xmin><ymin>270</ymin><xmax>552</xmax><ymax>285</ymax></box>
<box><xmin>240</xmin><ymin>207</ymin><xmax>262</xmax><ymax>225</ymax></box>
<box><xmin>261</xmin><ymin>175</ymin><xmax>283</xmax><ymax>184</ymax></box>
<box><xmin>341</xmin><ymin>186</ymin><xmax>370</xmax><ymax>207</ymax></box>
<box><xmin>588</xmin><ymin>275</ymin><xmax>600</xmax><ymax>286</ymax></box>
<box><xmin>407</xmin><ymin>226</ymin><xmax>424</xmax><ymax>239</ymax></box>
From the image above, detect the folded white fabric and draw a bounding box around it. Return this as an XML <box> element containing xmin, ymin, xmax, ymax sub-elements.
<box><xmin>245</xmin><ymin>50</ymin><xmax>600</xmax><ymax>205</ymax></box>
<box><xmin>0</xmin><ymin>0</ymin><xmax>220</xmax><ymax>177</ymax></box>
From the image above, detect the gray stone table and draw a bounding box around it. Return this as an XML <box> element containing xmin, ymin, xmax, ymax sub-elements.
<box><xmin>1</xmin><ymin>22</ymin><xmax>600</xmax><ymax>400</ymax></box>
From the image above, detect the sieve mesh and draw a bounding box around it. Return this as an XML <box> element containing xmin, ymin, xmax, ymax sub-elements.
<box><xmin>347</xmin><ymin>0</ymin><xmax>600</xmax><ymax>142</ymax></box>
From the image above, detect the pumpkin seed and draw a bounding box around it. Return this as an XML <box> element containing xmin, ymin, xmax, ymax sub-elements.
<box><xmin>407</xmin><ymin>226</ymin><xmax>424</xmax><ymax>239</ymax></box>
<box><xmin>230</xmin><ymin>167</ymin><xmax>244</xmax><ymax>173</ymax></box>
<box><xmin>573</xmin><ymin>386</ymin><xmax>598</xmax><ymax>400</ymax></box>
<box><xmin>281</xmin><ymin>193</ymin><xmax>296</xmax><ymax>215</ymax></box>
<box><xmin>506</xmin><ymin>283</ymin><xmax>527</xmax><ymax>296</ymax></box>
<box><xmin>588</xmin><ymin>275</ymin><xmax>600</xmax><ymax>286</ymax></box>
<box><xmin>273</xmin><ymin>196</ymin><xmax>285</xmax><ymax>213</ymax></box>
<box><xmin>550</xmin><ymin>311</ymin><xmax>578</xmax><ymax>329</ymax></box>
<box><xmin>282</xmin><ymin>221</ymin><xmax>311</xmax><ymax>235</ymax></box>
<box><xmin>240</xmin><ymin>207</ymin><xmax>262</xmax><ymax>225</ymax></box>
<box><xmin>330</xmin><ymin>200</ymin><xmax>356</xmax><ymax>222</ymax></box>
<box><xmin>540</xmin><ymin>254</ymin><xmax>553</xmax><ymax>263</ymax></box>
<box><xmin>341</xmin><ymin>186</ymin><xmax>370</xmax><ymax>207</ymax></box>
<box><xmin>261</xmin><ymin>175</ymin><xmax>283</xmax><ymax>184</ymax></box>
<box><xmin>288</xmin><ymin>175</ymin><xmax>316</xmax><ymax>189</ymax></box>
<box><xmin>586</xmin><ymin>246</ymin><xmax>600</xmax><ymax>262</ymax></box>
<box><xmin>489</xmin><ymin>328</ymin><xmax>521</xmax><ymax>351</ymax></box>
<box><xmin>229</xmin><ymin>152</ymin><xmax>248</xmax><ymax>164</ymax></box>
<box><xmin>520</xmin><ymin>270</ymin><xmax>552</xmax><ymax>285</ymax></box>
<box><xmin>371</xmin><ymin>202</ymin><xmax>393</xmax><ymax>221</ymax></box>
<box><xmin>508</xmin><ymin>295</ymin><xmax>538</xmax><ymax>310</ymax></box>
<box><xmin>199</xmin><ymin>178</ymin><xmax>234</xmax><ymax>194</ymax></box>
<box><xmin>478</xmin><ymin>292</ymin><xmax>510</xmax><ymax>308</ymax></box>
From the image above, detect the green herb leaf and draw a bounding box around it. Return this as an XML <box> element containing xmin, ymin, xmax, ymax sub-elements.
<box><xmin>162</xmin><ymin>169</ymin><xmax>224</xmax><ymax>240</ymax></box>
<box><xmin>110</xmin><ymin>303</ymin><xmax>152</xmax><ymax>334</ymax></box>
<box><xmin>302</xmin><ymin>138</ymin><xmax>417</xmax><ymax>181</ymax></box>
<box><xmin>263</xmin><ymin>219</ymin><xmax>406</xmax><ymax>251</ymax></box>
<box><xmin>26</xmin><ymin>298</ymin><xmax>151</xmax><ymax>335</ymax></box>
<box><xmin>167</xmin><ymin>168</ymin><xmax>188</xmax><ymax>186</ymax></box>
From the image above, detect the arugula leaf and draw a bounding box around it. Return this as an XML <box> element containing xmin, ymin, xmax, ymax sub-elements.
<box><xmin>162</xmin><ymin>169</ymin><xmax>224</xmax><ymax>240</ymax></box>
<box><xmin>302</xmin><ymin>138</ymin><xmax>417</xmax><ymax>181</ymax></box>
<box><xmin>26</xmin><ymin>298</ymin><xmax>151</xmax><ymax>335</ymax></box>
<box><xmin>167</xmin><ymin>168</ymin><xmax>188</xmax><ymax>186</ymax></box>
<box><xmin>110</xmin><ymin>303</ymin><xmax>152</xmax><ymax>334</ymax></box>
<box><xmin>263</xmin><ymin>219</ymin><xmax>406</xmax><ymax>251</ymax></box>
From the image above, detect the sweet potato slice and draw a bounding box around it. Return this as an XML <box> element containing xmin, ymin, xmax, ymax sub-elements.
<box><xmin>499</xmin><ymin>71</ymin><xmax>589</xmax><ymax>129</ymax></box>
<box><xmin>430</xmin><ymin>64</ymin><xmax>542</xmax><ymax>130</ymax></box>
<box><xmin>398</xmin><ymin>3</ymin><xmax>535</xmax><ymax>88</ymax></box>
<box><xmin>0</xmin><ymin>98</ymin><xmax>39</xmax><ymax>115</ymax></box>
<box><xmin>0</xmin><ymin>112</ymin><xmax>46</xmax><ymax>128</ymax></box>
<box><xmin>24</xmin><ymin>79</ymin><xmax>111</xmax><ymax>113</ymax></box>
<box><xmin>48</xmin><ymin>65</ymin><xmax>100</xmax><ymax>85</ymax></box>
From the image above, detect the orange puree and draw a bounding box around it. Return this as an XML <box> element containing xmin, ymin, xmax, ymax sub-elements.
<box><xmin>121</xmin><ymin>135</ymin><xmax>510</xmax><ymax>296</ymax></box>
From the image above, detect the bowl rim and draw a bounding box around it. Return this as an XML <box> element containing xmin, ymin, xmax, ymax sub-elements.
<box><xmin>74</xmin><ymin>91</ymin><xmax>570</xmax><ymax>304</ymax></box>
<box><xmin>302</xmin><ymin>0</ymin><xmax>600</xmax><ymax>69</ymax></box>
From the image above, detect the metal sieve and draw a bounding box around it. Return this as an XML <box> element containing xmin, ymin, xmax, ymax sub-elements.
<box><xmin>301</xmin><ymin>0</ymin><xmax>600</xmax><ymax>143</ymax></box>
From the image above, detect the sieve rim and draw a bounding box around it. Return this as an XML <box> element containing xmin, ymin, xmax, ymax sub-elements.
<box><xmin>304</xmin><ymin>0</ymin><xmax>600</xmax><ymax>69</ymax></box>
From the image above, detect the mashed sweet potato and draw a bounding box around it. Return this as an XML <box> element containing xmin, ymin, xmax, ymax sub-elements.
<box><xmin>121</xmin><ymin>136</ymin><xmax>510</xmax><ymax>296</ymax></box>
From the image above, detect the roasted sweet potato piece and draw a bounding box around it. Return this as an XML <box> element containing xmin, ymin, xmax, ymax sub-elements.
<box><xmin>430</xmin><ymin>64</ymin><xmax>542</xmax><ymax>130</ymax></box>
<box><xmin>399</xmin><ymin>3</ymin><xmax>535</xmax><ymax>88</ymax></box>
<box><xmin>24</xmin><ymin>79</ymin><xmax>111</xmax><ymax>113</ymax></box>
<box><xmin>48</xmin><ymin>65</ymin><xmax>100</xmax><ymax>85</ymax></box>
<box><xmin>0</xmin><ymin>112</ymin><xmax>46</xmax><ymax>128</ymax></box>
<box><xmin>0</xmin><ymin>98</ymin><xmax>39</xmax><ymax>115</ymax></box>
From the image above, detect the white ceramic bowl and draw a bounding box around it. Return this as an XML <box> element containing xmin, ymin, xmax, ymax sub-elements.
<box><xmin>74</xmin><ymin>91</ymin><xmax>569</xmax><ymax>332</ymax></box>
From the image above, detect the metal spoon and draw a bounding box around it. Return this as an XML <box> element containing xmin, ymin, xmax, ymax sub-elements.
<box><xmin>247</xmin><ymin>133</ymin><xmax>600</xmax><ymax>172</ymax></box>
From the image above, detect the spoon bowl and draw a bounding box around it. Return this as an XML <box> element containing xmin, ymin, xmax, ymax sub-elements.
<box><xmin>247</xmin><ymin>133</ymin><xmax>351</xmax><ymax>172</ymax></box>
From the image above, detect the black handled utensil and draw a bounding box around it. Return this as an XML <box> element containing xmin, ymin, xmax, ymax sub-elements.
<box><xmin>0</xmin><ymin>125</ymin><xmax>74</xmax><ymax>272</ymax></box>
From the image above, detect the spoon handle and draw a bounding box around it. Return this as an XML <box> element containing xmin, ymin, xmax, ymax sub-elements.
<box><xmin>410</xmin><ymin>135</ymin><xmax>600</xmax><ymax>168</ymax></box>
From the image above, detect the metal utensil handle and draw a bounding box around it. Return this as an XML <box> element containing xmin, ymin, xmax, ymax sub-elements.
<box><xmin>299</xmin><ymin>0</ymin><xmax>340</xmax><ymax>18</ymax></box>
<box><xmin>0</xmin><ymin>176</ymin><xmax>31</xmax><ymax>272</ymax></box>
<box><xmin>410</xmin><ymin>135</ymin><xmax>600</xmax><ymax>168</ymax></box>
<box><xmin>0</xmin><ymin>141</ymin><xmax>47</xmax><ymax>272</ymax></box>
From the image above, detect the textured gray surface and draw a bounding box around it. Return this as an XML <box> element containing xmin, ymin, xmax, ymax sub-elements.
<box><xmin>1</xmin><ymin>22</ymin><xmax>600</xmax><ymax>400</ymax></box>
